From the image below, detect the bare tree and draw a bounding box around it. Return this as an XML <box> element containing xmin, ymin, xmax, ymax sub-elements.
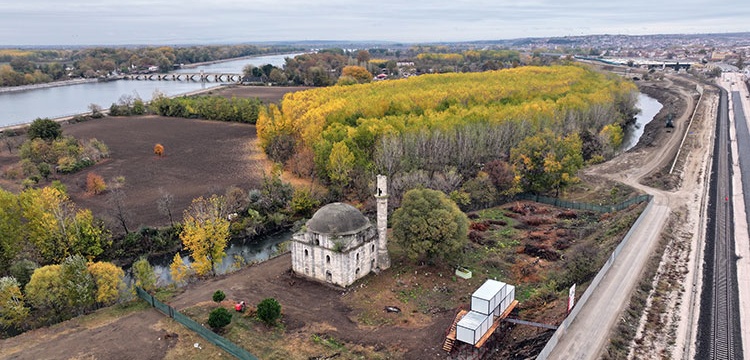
<box><xmin>225</xmin><ymin>185</ymin><xmax>248</xmax><ymax>214</ymax></box>
<box><xmin>0</xmin><ymin>133</ymin><xmax>21</xmax><ymax>154</ymax></box>
<box><xmin>106</xmin><ymin>188</ymin><xmax>131</xmax><ymax>234</ymax></box>
<box><xmin>157</xmin><ymin>188</ymin><xmax>175</xmax><ymax>226</ymax></box>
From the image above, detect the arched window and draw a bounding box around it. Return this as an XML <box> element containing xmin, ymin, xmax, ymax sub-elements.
<box><xmin>304</xmin><ymin>249</ymin><xmax>309</xmax><ymax>257</ymax></box>
<box><xmin>356</xmin><ymin>253</ymin><xmax>360</xmax><ymax>263</ymax></box>
<box><xmin>371</xmin><ymin>244</ymin><xmax>375</xmax><ymax>252</ymax></box>
<box><xmin>356</xmin><ymin>268</ymin><xmax>360</xmax><ymax>275</ymax></box>
<box><xmin>326</xmin><ymin>255</ymin><xmax>331</xmax><ymax>264</ymax></box>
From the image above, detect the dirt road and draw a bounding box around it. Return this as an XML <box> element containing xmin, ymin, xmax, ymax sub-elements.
<box><xmin>546</xmin><ymin>74</ymin><xmax>716</xmax><ymax>359</ymax></box>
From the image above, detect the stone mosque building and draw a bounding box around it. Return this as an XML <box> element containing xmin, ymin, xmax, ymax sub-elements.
<box><xmin>291</xmin><ymin>175</ymin><xmax>390</xmax><ymax>287</ymax></box>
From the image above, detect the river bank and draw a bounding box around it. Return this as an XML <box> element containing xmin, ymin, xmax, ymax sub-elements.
<box><xmin>0</xmin><ymin>78</ymin><xmax>98</xmax><ymax>94</ymax></box>
<box><xmin>179</xmin><ymin>51</ymin><xmax>303</xmax><ymax>69</ymax></box>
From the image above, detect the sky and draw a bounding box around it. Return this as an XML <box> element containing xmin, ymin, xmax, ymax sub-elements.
<box><xmin>1</xmin><ymin>0</ymin><xmax>749</xmax><ymax>46</ymax></box>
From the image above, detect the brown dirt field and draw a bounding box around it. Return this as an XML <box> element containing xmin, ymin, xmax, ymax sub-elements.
<box><xmin>59</xmin><ymin>116</ymin><xmax>266</xmax><ymax>230</ymax></box>
<box><xmin>169</xmin><ymin>253</ymin><xmax>456</xmax><ymax>359</ymax></box>
<box><xmin>0</xmin><ymin>84</ymin><xmax>311</xmax><ymax>230</ymax></box>
<box><xmin>0</xmin><ymin>307</ymin><xmax>176</xmax><ymax>360</ymax></box>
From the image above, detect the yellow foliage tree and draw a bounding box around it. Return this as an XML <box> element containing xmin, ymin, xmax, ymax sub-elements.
<box><xmin>87</xmin><ymin>261</ymin><xmax>125</xmax><ymax>305</ymax></box>
<box><xmin>0</xmin><ymin>276</ymin><xmax>28</xmax><ymax>328</ymax></box>
<box><xmin>340</xmin><ymin>65</ymin><xmax>372</xmax><ymax>84</ymax></box>
<box><xmin>169</xmin><ymin>253</ymin><xmax>192</xmax><ymax>285</ymax></box>
<box><xmin>256</xmin><ymin>65</ymin><xmax>637</xmax><ymax>184</ymax></box>
<box><xmin>328</xmin><ymin>141</ymin><xmax>355</xmax><ymax>188</ymax></box>
<box><xmin>180</xmin><ymin>195</ymin><xmax>230</xmax><ymax>276</ymax></box>
<box><xmin>20</xmin><ymin>187</ymin><xmax>109</xmax><ymax>264</ymax></box>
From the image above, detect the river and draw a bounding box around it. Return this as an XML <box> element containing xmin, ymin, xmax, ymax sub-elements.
<box><xmin>621</xmin><ymin>93</ymin><xmax>663</xmax><ymax>151</ymax></box>
<box><xmin>0</xmin><ymin>53</ymin><xmax>301</xmax><ymax>128</ymax></box>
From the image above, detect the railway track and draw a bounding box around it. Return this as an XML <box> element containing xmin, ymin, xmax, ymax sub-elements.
<box><xmin>698</xmin><ymin>88</ymin><xmax>742</xmax><ymax>360</ymax></box>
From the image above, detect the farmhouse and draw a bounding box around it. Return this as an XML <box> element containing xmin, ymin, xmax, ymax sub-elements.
<box><xmin>291</xmin><ymin>175</ymin><xmax>390</xmax><ymax>287</ymax></box>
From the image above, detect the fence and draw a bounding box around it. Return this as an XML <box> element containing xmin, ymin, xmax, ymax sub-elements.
<box><xmin>135</xmin><ymin>287</ymin><xmax>258</xmax><ymax>360</ymax></box>
<box><xmin>535</xmin><ymin>197</ymin><xmax>654</xmax><ymax>359</ymax></box>
<box><xmin>514</xmin><ymin>193</ymin><xmax>652</xmax><ymax>213</ymax></box>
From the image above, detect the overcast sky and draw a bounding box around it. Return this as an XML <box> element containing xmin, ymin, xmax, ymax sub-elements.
<box><xmin>1</xmin><ymin>0</ymin><xmax>748</xmax><ymax>46</ymax></box>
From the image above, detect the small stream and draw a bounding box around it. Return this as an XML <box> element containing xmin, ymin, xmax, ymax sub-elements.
<box><xmin>138</xmin><ymin>230</ymin><xmax>292</xmax><ymax>287</ymax></box>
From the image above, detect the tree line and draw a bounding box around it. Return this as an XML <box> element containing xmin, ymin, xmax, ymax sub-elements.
<box><xmin>0</xmin><ymin>44</ymin><xmax>301</xmax><ymax>86</ymax></box>
<box><xmin>257</xmin><ymin>65</ymin><xmax>637</xmax><ymax>205</ymax></box>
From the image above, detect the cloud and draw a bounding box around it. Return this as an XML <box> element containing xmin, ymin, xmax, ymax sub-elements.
<box><xmin>0</xmin><ymin>0</ymin><xmax>747</xmax><ymax>45</ymax></box>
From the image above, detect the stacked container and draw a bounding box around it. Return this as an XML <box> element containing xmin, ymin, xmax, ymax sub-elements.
<box><xmin>456</xmin><ymin>280</ymin><xmax>517</xmax><ymax>346</ymax></box>
<box><xmin>456</xmin><ymin>310</ymin><xmax>492</xmax><ymax>345</ymax></box>
<box><xmin>471</xmin><ymin>279</ymin><xmax>507</xmax><ymax>315</ymax></box>
<box><xmin>495</xmin><ymin>284</ymin><xmax>515</xmax><ymax>317</ymax></box>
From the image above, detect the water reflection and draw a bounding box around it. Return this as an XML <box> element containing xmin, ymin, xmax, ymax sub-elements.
<box><xmin>622</xmin><ymin>93</ymin><xmax>663</xmax><ymax>151</ymax></box>
<box><xmin>144</xmin><ymin>230</ymin><xmax>292</xmax><ymax>286</ymax></box>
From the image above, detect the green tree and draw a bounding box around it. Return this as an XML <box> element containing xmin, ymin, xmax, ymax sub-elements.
<box><xmin>510</xmin><ymin>130</ymin><xmax>583</xmax><ymax>196</ymax></box>
<box><xmin>180</xmin><ymin>195</ymin><xmax>230</xmax><ymax>276</ymax></box>
<box><xmin>132</xmin><ymin>257</ymin><xmax>156</xmax><ymax>292</ymax></box>
<box><xmin>27</xmin><ymin>118</ymin><xmax>62</xmax><ymax>141</ymax></box>
<box><xmin>290</xmin><ymin>188</ymin><xmax>319</xmax><ymax>218</ymax></box>
<box><xmin>59</xmin><ymin>255</ymin><xmax>96</xmax><ymax>315</ymax></box>
<box><xmin>207</xmin><ymin>307</ymin><xmax>232</xmax><ymax>330</ymax></box>
<box><xmin>0</xmin><ymin>276</ymin><xmax>29</xmax><ymax>329</ymax></box>
<box><xmin>460</xmin><ymin>171</ymin><xmax>498</xmax><ymax>210</ymax></box>
<box><xmin>87</xmin><ymin>261</ymin><xmax>125</xmax><ymax>305</ymax></box>
<box><xmin>256</xmin><ymin>297</ymin><xmax>281</xmax><ymax>326</ymax></box>
<box><xmin>391</xmin><ymin>188</ymin><xmax>469</xmax><ymax>264</ymax></box>
<box><xmin>213</xmin><ymin>290</ymin><xmax>226</xmax><ymax>303</ymax></box>
<box><xmin>0</xmin><ymin>188</ymin><xmax>23</xmax><ymax>274</ymax></box>
<box><xmin>9</xmin><ymin>259</ymin><xmax>38</xmax><ymax>289</ymax></box>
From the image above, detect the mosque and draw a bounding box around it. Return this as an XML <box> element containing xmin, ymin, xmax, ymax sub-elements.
<box><xmin>290</xmin><ymin>175</ymin><xmax>390</xmax><ymax>287</ymax></box>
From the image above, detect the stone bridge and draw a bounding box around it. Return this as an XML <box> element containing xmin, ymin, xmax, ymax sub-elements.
<box><xmin>123</xmin><ymin>72</ymin><xmax>242</xmax><ymax>83</ymax></box>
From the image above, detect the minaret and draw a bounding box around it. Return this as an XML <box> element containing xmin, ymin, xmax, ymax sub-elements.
<box><xmin>375</xmin><ymin>174</ymin><xmax>391</xmax><ymax>270</ymax></box>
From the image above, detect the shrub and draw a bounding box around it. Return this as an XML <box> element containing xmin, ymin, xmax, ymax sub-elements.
<box><xmin>207</xmin><ymin>307</ymin><xmax>232</xmax><ymax>330</ymax></box>
<box><xmin>256</xmin><ymin>298</ymin><xmax>281</xmax><ymax>326</ymax></box>
<box><xmin>469</xmin><ymin>221</ymin><xmax>490</xmax><ymax>232</ymax></box>
<box><xmin>154</xmin><ymin>144</ymin><xmax>164</xmax><ymax>157</ymax></box>
<box><xmin>86</xmin><ymin>172</ymin><xmax>107</xmax><ymax>195</ymax></box>
<box><xmin>212</xmin><ymin>290</ymin><xmax>226</xmax><ymax>303</ymax></box>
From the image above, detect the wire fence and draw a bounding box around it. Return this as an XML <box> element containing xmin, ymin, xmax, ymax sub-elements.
<box><xmin>135</xmin><ymin>287</ymin><xmax>258</xmax><ymax>360</ymax></box>
<box><xmin>514</xmin><ymin>193</ymin><xmax>652</xmax><ymax>213</ymax></box>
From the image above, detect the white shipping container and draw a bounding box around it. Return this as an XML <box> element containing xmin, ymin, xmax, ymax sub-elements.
<box><xmin>456</xmin><ymin>311</ymin><xmax>492</xmax><ymax>345</ymax></box>
<box><xmin>471</xmin><ymin>279</ymin><xmax>506</xmax><ymax>315</ymax></box>
<box><xmin>493</xmin><ymin>285</ymin><xmax>516</xmax><ymax>316</ymax></box>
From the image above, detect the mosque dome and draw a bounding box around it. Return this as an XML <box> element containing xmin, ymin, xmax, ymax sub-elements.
<box><xmin>306</xmin><ymin>202</ymin><xmax>370</xmax><ymax>235</ymax></box>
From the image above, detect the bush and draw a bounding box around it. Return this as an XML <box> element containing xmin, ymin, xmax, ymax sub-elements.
<box><xmin>256</xmin><ymin>298</ymin><xmax>281</xmax><ymax>326</ymax></box>
<box><xmin>27</xmin><ymin>118</ymin><xmax>61</xmax><ymax>141</ymax></box>
<box><xmin>212</xmin><ymin>290</ymin><xmax>226</xmax><ymax>303</ymax></box>
<box><xmin>207</xmin><ymin>307</ymin><xmax>232</xmax><ymax>330</ymax></box>
<box><xmin>86</xmin><ymin>172</ymin><xmax>107</xmax><ymax>195</ymax></box>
